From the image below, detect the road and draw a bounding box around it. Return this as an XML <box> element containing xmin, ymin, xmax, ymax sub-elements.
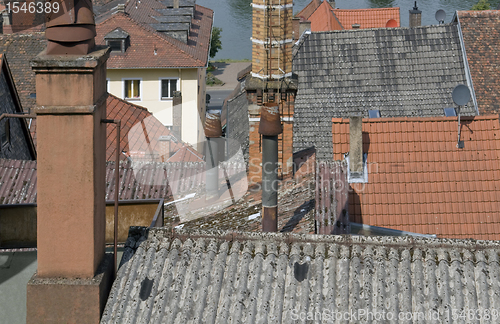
<box><xmin>206</xmin><ymin>89</ymin><xmax>233</xmax><ymax>111</ymax></box>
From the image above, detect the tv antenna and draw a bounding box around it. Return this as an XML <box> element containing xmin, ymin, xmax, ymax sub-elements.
<box><xmin>452</xmin><ymin>84</ymin><xmax>471</xmax><ymax>149</ymax></box>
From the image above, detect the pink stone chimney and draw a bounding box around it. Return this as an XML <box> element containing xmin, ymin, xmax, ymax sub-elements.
<box><xmin>26</xmin><ymin>45</ymin><xmax>113</xmax><ymax>323</ymax></box>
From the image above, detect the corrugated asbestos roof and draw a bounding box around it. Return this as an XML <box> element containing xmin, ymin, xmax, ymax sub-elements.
<box><xmin>457</xmin><ymin>10</ymin><xmax>500</xmax><ymax>115</ymax></box>
<box><xmin>293</xmin><ymin>23</ymin><xmax>476</xmax><ymax>160</ymax></box>
<box><xmin>101</xmin><ymin>228</ymin><xmax>500</xmax><ymax>323</ymax></box>
<box><xmin>332</xmin><ymin>115</ymin><xmax>500</xmax><ymax>240</ymax></box>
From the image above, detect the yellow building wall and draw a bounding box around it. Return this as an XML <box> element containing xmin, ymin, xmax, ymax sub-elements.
<box><xmin>106</xmin><ymin>68</ymin><xmax>206</xmax><ymax>147</ymax></box>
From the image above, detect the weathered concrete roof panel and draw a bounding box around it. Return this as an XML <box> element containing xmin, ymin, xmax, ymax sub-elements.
<box><xmin>101</xmin><ymin>229</ymin><xmax>500</xmax><ymax>323</ymax></box>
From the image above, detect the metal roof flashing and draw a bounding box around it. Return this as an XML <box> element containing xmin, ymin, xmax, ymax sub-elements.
<box><xmin>345</xmin><ymin>153</ymin><xmax>368</xmax><ymax>183</ymax></box>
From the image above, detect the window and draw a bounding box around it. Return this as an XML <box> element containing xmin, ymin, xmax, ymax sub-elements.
<box><xmin>161</xmin><ymin>79</ymin><xmax>178</xmax><ymax>99</ymax></box>
<box><xmin>108</xmin><ymin>40</ymin><xmax>122</xmax><ymax>52</ymax></box>
<box><xmin>124</xmin><ymin>79</ymin><xmax>141</xmax><ymax>100</ymax></box>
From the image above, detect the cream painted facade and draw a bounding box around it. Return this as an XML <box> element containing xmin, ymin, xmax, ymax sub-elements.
<box><xmin>107</xmin><ymin>68</ymin><xmax>207</xmax><ymax>147</ymax></box>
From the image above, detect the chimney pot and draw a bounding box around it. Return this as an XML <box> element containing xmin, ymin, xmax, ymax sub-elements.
<box><xmin>349</xmin><ymin>116</ymin><xmax>363</xmax><ymax>175</ymax></box>
<box><xmin>299</xmin><ymin>19</ymin><xmax>311</xmax><ymax>36</ymax></box>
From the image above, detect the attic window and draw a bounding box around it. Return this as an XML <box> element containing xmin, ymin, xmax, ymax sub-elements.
<box><xmin>368</xmin><ymin>110</ymin><xmax>381</xmax><ymax>118</ymax></box>
<box><xmin>444</xmin><ymin>107</ymin><xmax>457</xmax><ymax>117</ymax></box>
<box><xmin>104</xmin><ymin>28</ymin><xmax>130</xmax><ymax>53</ymax></box>
<box><xmin>108</xmin><ymin>40</ymin><xmax>122</xmax><ymax>52</ymax></box>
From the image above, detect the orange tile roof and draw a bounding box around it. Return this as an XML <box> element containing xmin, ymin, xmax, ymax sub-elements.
<box><xmin>296</xmin><ymin>0</ymin><xmax>322</xmax><ymax>19</ymax></box>
<box><xmin>332</xmin><ymin>115</ymin><xmax>500</xmax><ymax>240</ymax></box>
<box><xmin>308</xmin><ymin>1</ymin><xmax>343</xmax><ymax>31</ymax></box>
<box><xmin>106</xmin><ymin>94</ymin><xmax>202</xmax><ymax>162</ymax></box>
<box><xmin>95</xmin><ymin>5</ymin><xmax>213</xmax><ymax>68</ymax></box>
<box><xmin>332</xmin><ymin>7</ymin><xmax>400</xmax><ymax>30</ymax></box>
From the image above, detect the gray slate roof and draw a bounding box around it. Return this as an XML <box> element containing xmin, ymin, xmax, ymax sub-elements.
<box><xmin>101</xmin><ymin>228</ymin><xmax>500</xmax><ymax>323</ymax></box>
<box><xmin>224</xmin><ymin>84</ymin><xmax>250</xmax><ymax>165</ymax></box>
<box><xmin>293</xmin><ymin>24</ymin><xmax>477</xmax><ymax>160</ymax></box>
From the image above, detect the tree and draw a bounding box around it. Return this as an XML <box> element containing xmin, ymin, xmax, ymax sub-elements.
<box><xmin>210</xmin><ymin>27</ymin><xmax>223</xmax><ymax>58</ymax></box>
<box><xmin>471</xmin><ymin>0</ymin><xmax>490</xmax><ymax>10</ymax></box>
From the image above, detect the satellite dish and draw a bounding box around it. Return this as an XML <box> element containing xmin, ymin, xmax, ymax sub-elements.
<box><xmin>452</xmin><ymin>84</ymin><xmax>471</xmax><ymax>106</ymax></box>
<box><xmin>435</xmin><ymin>9</ymin><xmax>446</xmax><ymax>24</ymax></box>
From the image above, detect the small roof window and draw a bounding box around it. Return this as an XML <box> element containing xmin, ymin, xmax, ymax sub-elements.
<box><xmin>104</xmin><ymin>28</ymin><xmax>130</xmax><ymax>53</ymax></box>
<box><xmin>368</xmin><ymin>110</ymin><xmax>381</xmax><ymax>118</ymax></box>
<box><xmin>444</xmin><ymin>107</ymin><xmax>457</xmax><ymax>117</ymax></box>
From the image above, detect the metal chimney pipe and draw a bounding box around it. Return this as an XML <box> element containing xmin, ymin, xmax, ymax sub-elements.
<box><xmin>205</xmin><ymin>111</ymin><xmax>223</xmax><ymax>200</ymax></box>
<box><xmin>259</xmin><ymin>103</ymin><xmax>283</xmax><ymax>232</ymax></box>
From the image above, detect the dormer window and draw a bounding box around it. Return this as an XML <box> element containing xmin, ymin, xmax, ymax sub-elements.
<box><xmin>104</xmin><ymin>28</ymin><xmax>130</xmax><ymax>53</ymax></box>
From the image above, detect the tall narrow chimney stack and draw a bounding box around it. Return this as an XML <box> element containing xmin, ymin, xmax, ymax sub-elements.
<box><xmin>173</xmin><ymin>0</ymin><xmax>179</xmax><ymax>8</ymax></box>
<box><xmin>27</xmin><ymin>46</ymin><xmax>113</xmax><ymax>323</ymax></box>
<box><xmin>409</xmin><ymin>1</ymin><xmax>422</xmax><ymax>27</ymax></box>
<box><xmin>349</xmin><ymin>116</ymin><xmax>363</xmax><ymax>176</ymax></box>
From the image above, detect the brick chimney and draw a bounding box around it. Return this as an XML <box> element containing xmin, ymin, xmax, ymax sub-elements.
<box><xmin>251</xmin><ymin>0</ymin><xmax>293</xmax><ymax>79</ymax></box>
<box><xmin>409</xmin><ymin>1</ymin><xmax>422</xmax><ymax>27</ymax></box>
<box><xmin>26</xmin><ymin>46</ymin><xmax>113</xmax><ymax>323</ymax></box>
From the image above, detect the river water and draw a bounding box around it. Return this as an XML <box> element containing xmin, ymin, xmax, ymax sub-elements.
<box><xmin>197</xmin><ymin>0</ymin><xmax>499</xmax><ymax>60</ymax></box>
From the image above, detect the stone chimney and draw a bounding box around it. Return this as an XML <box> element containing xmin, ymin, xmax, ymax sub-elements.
<box><xmin>409</xmin><ymin>1</ymin><xmax>422</xmax><ymax>27</ymax></box>
<box><xmin>2</xmin><ymin>10</ymin><xmax>13</xmax><ymax>34</ymax></box>
<box><xmin>173</xmin><ymin>0</ymin><xmax>179</xmax><ymax>8</ymax></box>
<box><xmin>349</xmin><ymin>116</ymin><xmax>363</xmax><ymax>176</ymax></box>
<box><xmin>27</xmin><ymin>46</ymin><xmax>113</xmax><ymax>323</ymax></box>
<box><xmin>172</xmin><ymin>91</ymin><xmax>182</xmax><ymax>139</ymax></box>
<box><xmin>299</xmin><ymin>19</ymin><xmax>311</xmax><ymax>37</ymax></box>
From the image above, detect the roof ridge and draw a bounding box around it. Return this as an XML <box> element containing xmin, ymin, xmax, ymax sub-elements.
<box><xmin>107</xmin><ymin>93</ymin><xmax>151</xmax><ymax>114</ymax></box>
<box><xmin>332</xmin><ymin>115</ymin><xmax>499</xmax><ymax>123</ymax></box>
<box><xmin>332</xmin><ymin>7</ymin><xmax>400</xmax><ymax>12</ymax></box>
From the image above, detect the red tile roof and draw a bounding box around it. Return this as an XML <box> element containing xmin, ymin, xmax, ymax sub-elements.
<box><xmin>106</xmin><ymin>94</ymin><xmax>202</xmax><ymax>162</ymax></box>
<box><xmin>95</xmin><ymin>5</ymin><xmax>213</xmax><ymax>68</ymax></box>
<box><xmin>296</xmin><ymin>0</ymin><xmax>322</xmax><ymax>19</ymax></box>
<box><xmin>457</xmin><ymin>10</ymin><xmax>500</xmax><ymax>115</ymax></box>
<box><xmin>332</xmin><ymin>7</ymin><xmax>400</xmax><ymax>30</ymax></box>
<box><xmin>332</xmin><ymin>115</ymin><xmax>500</xmax><ymax>240</ymax></box>
<box><xmin>308</xmin><ymin>1</ymin><xmax>343</xmax><ymax>31</ymax></box>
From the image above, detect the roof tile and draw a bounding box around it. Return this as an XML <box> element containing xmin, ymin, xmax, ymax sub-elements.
<box><xmin>333</xmin><ymin>115</ymin><xmax>500</xmax><ymax>240</ymax></box>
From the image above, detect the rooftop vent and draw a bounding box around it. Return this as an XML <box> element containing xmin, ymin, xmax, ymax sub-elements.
<box><xmin>352</xmin><ymin>23</ymin><xmax>361</xmax><ymax>29</ymax></box>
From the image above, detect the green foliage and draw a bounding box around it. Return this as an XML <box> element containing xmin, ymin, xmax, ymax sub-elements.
<box><xmin>206</xmin><ymin>72</ymin><xmax>224</xmax><ymax>86</ymax></box>
<box><xmin>210</xmin><ymin>27</ymin><xmax>223</xmax><ymax>58</ymax></box>
<box><xmin>471</xmin><ymin>0</ymin><xmax>491</xmax><ymax>10</ymax></box>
